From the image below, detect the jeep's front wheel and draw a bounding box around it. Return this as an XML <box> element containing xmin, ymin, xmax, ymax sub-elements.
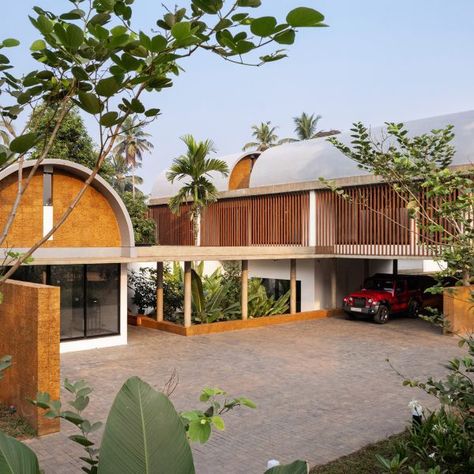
<box><xmin>374</xmin><ymin>305</ymin><xmax>390</xmax><ymax>324</ymax></box>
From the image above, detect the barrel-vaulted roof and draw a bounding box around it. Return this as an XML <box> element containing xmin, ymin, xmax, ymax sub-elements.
<box><xmin>150</xmin><ymin>110</ymin><xmax>474</xmax><ymax>200</ymax></box>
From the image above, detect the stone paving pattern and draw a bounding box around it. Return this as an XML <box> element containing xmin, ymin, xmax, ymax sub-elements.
<box><xmin>27</xmin><ymin>317</ymin><xmax>464</xmax><ymax>473</ymax></box>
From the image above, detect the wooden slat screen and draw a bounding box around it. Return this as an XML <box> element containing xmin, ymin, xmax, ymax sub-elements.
<box><xmin>150</xmin><ymin>205</ymin><xmax>194</xmax><ymax>245</ymax></box>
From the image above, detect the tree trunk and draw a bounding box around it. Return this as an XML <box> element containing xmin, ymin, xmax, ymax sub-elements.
<box><xmin>132</xmin><ymin>171</ymin><xmax>135</xmax><ymax>199</ymax></box>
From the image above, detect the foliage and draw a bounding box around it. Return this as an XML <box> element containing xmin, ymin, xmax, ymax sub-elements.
<box><xmin>113</xmin><ymin>117</ymin><xmax>153</xmax><ymax>197</ymax></box>
<box><xmin>181</xmin><ymin>387</ymin><xmax>256</xmax><ymax>444</ymax></box>
<box><xmin>108</xmin><ymin>154</ymin><xmax>143</xmax><ymax>194</ymax></box>
<box><xmin>28</xmin><ymin>105</ymin><xmax>114</xmax><ymax>181</ymax></box>
<box><xmin>120</xmin><ymin>191</ymin><xmax>156</xmax><ymax>245</ymax></box>
<box><xmin>285</xmin><ymin>112</ymin><xmax>340</xmax><ymax>142</ymax></box>
<box><xmin>222</xmin><ymin>260</ymin><xmax>242</xmax><ymax>304</ymax></box>
<box><xmin>329</xmin><ymin>123</ymin><xmax>474</xmax><ymax>286</ymax></box>
<box><xmin>243</xmin><ymin>121</ymin><xmax>281</xmax><ymax>151</ymax></box>
<box><xmin>248</xmin><ymin>278</ymin><xmax>290</xmax><ymax>317</ymax></box>
<box><xmin>129</xmin><ymin>262</ymin><xmax>291</xmax><ymax>323</ymax></box>
<box><xmin>0</xmin><ymin>0</ymin><xmax>326</xmax><ymax>282</ymax></box>
<box><xmin>128</xmin><ymin>265</ymin><xmax>181</xmax><ymax>317</ymax></box>
<box><xmin>167</xmin><ymin>134</ymin><xmax>229</xmax><ymax>245</ymax></box>
<box><xmin>23</xmin><ymin>375</ymin><xmax>302</xmax><ymax>473</ymax></box>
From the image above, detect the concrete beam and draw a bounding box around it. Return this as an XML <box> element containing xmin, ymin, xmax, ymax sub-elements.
<box><xmin>184</xmin><ymin>261</ymin><xmax>192</xmax><ymax>328</ymax></box>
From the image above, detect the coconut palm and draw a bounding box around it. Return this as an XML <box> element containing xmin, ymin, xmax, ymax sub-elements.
<box><xmin>113</xmin><ymin>117</ymin><xmax>153</xmax><ymax>197</ymax></box>
<box><xmin>242</xmin><ymin>121</ymin><xmax>280</xmax><ymax>151</ymax></box>
<box><xmin>109</xmin><ymin>154</ymin><xmax>144</xmax><ymax>195</ymax></box>
<box><xmin>281</xmin><ymin>112</ymin><xmax>341</xmax><ymax>143</ymax></box>
<box><xmin>167</xmin><ymin>135</ymin><xmax>229</xmax><ymax>245</ymax></box>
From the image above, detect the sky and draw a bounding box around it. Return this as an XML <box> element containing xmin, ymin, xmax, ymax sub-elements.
<box><xmin>3</xmin><ymin>1</ymin><xmax>474</xmax><ymax>193</ymax></box>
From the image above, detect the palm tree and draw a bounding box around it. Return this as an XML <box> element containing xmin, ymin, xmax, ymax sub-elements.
<box><xmin>167</xmin><ymin>135</ymin><xmax>229</xmax><ymax>245</ymax></box>
<box><xmin>291</xmin><ymin>112</ymin><xmax>340</xmax><ymax>141</ymax></box>
<box><xmin>109</xmin><ymin>154</ymin><xmax>144</xmax><ymax>195</ymax></box>
<box><xmin>242</xmin><ymin>121</ymin><xmax>280</xmax><ymax>151</ymax></box>
<box><xmin>113</xmin><ymin>117</ymin><xmax>153</xmax><ymax>197</ymax></box>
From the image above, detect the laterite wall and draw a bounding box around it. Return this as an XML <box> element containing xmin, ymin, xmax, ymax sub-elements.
<box><xmin>0</xmin><ymin>170</ymin><xmax>121</xmax><ymax>247</ymax></box>
<box><xmin>0</xmin><ymin>279</ymin><xmax>60</xmax><ymax>435</ymax></box>
<box><xmin>443</xmin><ymin>285</ymin><xmax>474</xmax><ymax>335</ymax></box>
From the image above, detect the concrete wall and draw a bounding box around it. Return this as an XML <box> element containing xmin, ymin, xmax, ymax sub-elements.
<box><xmin>0</xmin><ymin>279</ymin><xmax>60</xmax><ymax>435</ymax></box>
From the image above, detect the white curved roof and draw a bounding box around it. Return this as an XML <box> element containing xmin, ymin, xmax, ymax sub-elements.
<box><xmin>250</xmin><ymin>110</ymin><xmax>474</xmax><ymax>187</ymax></box>
<box><xmin>151</xmin><ymin>152</ymin><xmax>255</xmax><ymax>199</ymax></box>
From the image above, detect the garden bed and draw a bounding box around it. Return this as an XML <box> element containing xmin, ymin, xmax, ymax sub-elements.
<box><xmin>0</xmin><ymin>404</ymin><xmax>35</xmax><ymax>440</ymax></box>
<box><xmin>128</xmin><ymin>309</ymin><xmax>343</xmax><ymax>336</ymax></box>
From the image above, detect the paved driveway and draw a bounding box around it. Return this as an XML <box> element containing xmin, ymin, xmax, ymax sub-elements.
<box><xmin>27</xmin><ymin>317</ymin><xmax>463</xmax><ymax>473</ymax></box>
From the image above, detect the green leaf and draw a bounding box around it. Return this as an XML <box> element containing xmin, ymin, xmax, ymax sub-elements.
<box><xmin>250</xmin><ymin>17</ymin><xmax>277</xmax><ymax>37</ymax></box>
<box><xmin>30</xmin><ymin>40</ymin><xmax>46</xmax><ymax>51</ymax></box>
<box><xmin>145</xmin><ymin>108</ymin><xmax>161</xmax><ymax>117</ymax></box>
<box><xmin>2</xmin><ymin>38</ymin><xmax>20</xmax><ymax>48</ymax></box>
<box><xmin>188</xmin><ymin>420</ymin><xmax>211</xmax><ymax>444</ymax></box>
<box><xmin>69</xmin><ymin>435</ymin><xmax>94</xmax><ymax>447</ymax></box>
<box><xmin>0</xmin><ymin>430</ymin><xmax>40</xmax><ymax>474</ymax></box>
<box><xmin>286</xmin><ymin>7</ymin><xmax>324</xmax><ymax>27</ymax></box>
<box><xmin>10</xmin><ymin>133</ymin><xmax>38</xmax><ymax>154</ymax></box>
<box><xmin>211</xmin><ymin>416</ymin><xmax>225</xmax><ymax>430</ymax></box>
<box><xmin>130</xmin><ymin>98</ymin><xmax>145</xmax><ymax>113</ymax></box>
<box><xmin>97</xmin><ymin>376</ymin><xmax>195</xmax><ymax>474</ymax></box>
<box><xmin>192</xmin><ymin>0</ymin><xmax>223</xmax><ymax>14</ymax></box>
<box><xmin>237</xmin><ymin>0</ymin><xmax>261</xmax><ymax>7</ymax></box>
<box><xmin>274</xmin><ymin>29</ymin><xmax>295</xmax><ymax>45</ymax></box>
<box><xmin>150</xmin><ymin>35</ymin><xmax>167</xmax><ymax>52</ymax></box>
<box><xmin>78</xmin><ymin>92</ymin><xmax>103</xmax><ymax>114</ymax></box>
<box><xmin>96</xmin><ymin>76</ymin><xmax>121</xmax><ymax>97</ymax></box>
<box><xmin>171</xmin><ymin>22</ymin><xmax>191</xmax><ymax>41</ymax></box>
<box><xmin>100</xmin><ymin>111</ymin><xmax>119</xmax><ymax>127</ymax></box>
<box><xmin>264</xmin><ymin>460</ymin><xmax>308</xmax><ymax>474</ymax></box>
<box><xmin>71</xmin><ymin>66</ymin><xmax>89</xmax><ymax>81</ymax></box>
<box><xmin>35</xmin><ymin>15</ymin><xmax>54</xmax><ymax>34</ymax></box>
<box><xmin>66</xmin><ymin>24</ymin><xmax>85</xmax><ymax>49</ymax></box>
<box><xmin>0</xmin><ymin>54</ymin><xmax>9</xmax><ymax>64</ymax></box>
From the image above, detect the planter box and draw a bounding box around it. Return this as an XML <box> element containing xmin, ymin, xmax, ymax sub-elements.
<box><xmin>128</xmin><ymin>309</ymin><xmax>343</xmax><ymax>336</ymax></box>
<box><xmin>443</xmin><ymin>285</ymin><xmax>474</xmax><ymax>335</ymax></box>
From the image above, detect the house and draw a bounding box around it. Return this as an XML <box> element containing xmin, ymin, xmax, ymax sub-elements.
<box><xmin>146</xmin><ymin>110</ymin><xmax>473</xmax><ymax>314</ymax></box>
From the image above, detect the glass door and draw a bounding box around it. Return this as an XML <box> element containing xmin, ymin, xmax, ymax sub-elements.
<box><xmin>51</xmin><ymin>265</ymin><xmax>85</xmax><ymax>340</ymax></box>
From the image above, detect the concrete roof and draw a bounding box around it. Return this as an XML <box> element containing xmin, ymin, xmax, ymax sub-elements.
<box><xmin>151</xmin><ymin>151</ymin><xmax>257</xmax><ymax>200</ymax></box>
<box><xmin>150</xmin><ymin>110</ymin><xmax>474</xmax><ymax>202</ymax></box>
<box><xmin>250</xmin><ymin>110</ymin><xmax>474</xmax><ymax>187</ymax></box>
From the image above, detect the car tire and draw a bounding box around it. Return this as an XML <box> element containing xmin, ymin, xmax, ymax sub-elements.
<box><xmin>374</xmin><ymin>305</ymin><xmax>390</xmax><ymax>324</ymax></box>
<box><xmin>408</xmin><ymin>299</ymin><xmax>421</xmax><ymax>318</ymax></box>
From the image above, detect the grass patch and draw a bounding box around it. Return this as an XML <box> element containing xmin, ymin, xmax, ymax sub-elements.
<box><xmin>310</xmin><ymin>432</ymin><xmax>408</xmax><ymax>474</ymax></box>
<box><xmin>0</xmin><ymin>405</ymin><xmax>35</xmax><ymax>439</ymax></box>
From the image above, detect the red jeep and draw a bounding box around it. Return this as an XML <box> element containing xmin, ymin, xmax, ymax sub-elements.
<box><xmin>342</xmin><ymin>273</ymin><xmax>438</xmax><ymax>324</ymax></box>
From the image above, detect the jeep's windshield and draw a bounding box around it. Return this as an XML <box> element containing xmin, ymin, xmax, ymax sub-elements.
<box><xmin>363</xmin><ymin>278</ymin><xmax>394</xmax><ymax>292</ymax></box>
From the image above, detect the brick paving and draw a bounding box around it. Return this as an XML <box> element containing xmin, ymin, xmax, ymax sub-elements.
<box><xmin>26</xmin><ymin>316</ymin><xmax>464</xmax><ymax>473</ymax></box>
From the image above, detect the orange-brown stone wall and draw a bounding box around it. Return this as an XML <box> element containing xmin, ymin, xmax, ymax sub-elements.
<box><xmin>443</xmin><ymin>285</ymin><xmax>474</xmax><ymax>335</ymax></box>
<box><xmin>0</xmin><ymin>170</ymin><xmax>121</xmax><ymax>247</ymax></box>
<box><xmin>0</xmin><ymin>279</ymin><xmax>60</xmax><ymax>435</ymax></box>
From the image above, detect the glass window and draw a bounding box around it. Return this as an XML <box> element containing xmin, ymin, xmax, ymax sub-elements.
<box><xmin>43</xmin><ymin>166</ymin><xmax>53</xmax><ymax>206</ymax></box>
<box><xmin>50</xmin><ymin>265</ymin><xmax>85</xmax><ymax>340</ymax></box>
<box><xmin>5</xmin><ymin>265</ymin><xmax>48</xmax><ymax>284</ymax></box>
<box><xmin>86</xmin><ymin>264</ymin><xmax>119</xmax><ymax>337</ymax></box>
<box><xmin>260</xmin><ymin>278</ymin><xmax>301</xmax><ymax>313</ymax></box>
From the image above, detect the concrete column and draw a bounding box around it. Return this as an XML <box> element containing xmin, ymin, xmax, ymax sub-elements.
<box><xmin>156</xmin><ymin>261</ymin><xmax>164</xmax><ymax>322</ymax></box>
<box><xmin>393</xmin><ymin>259</ymin><xmax>398</xmax><ymax>277</ymax></box>
<box><xmin>184</xmin><ymin>261</ymin><xmax>192</xmax><ymax>327</ymax></box>
<box><xmin>241</xmin><ymin>260</ymin><xmax>248</xmax><ymax>320</ymax></box>
<box><xmin>290</xmin><ymin>259</ymin><xmax>297</xmax><ymax>314</ymax></box>
<box><xmin>331</xmin><ymin>258</ymin><xmax>337</xmax><ymax>308</ymax></box>
<box><xmin>309</xmin><ymin>190</ymin><xmax>317</xmax><ymax>247</ymax></box>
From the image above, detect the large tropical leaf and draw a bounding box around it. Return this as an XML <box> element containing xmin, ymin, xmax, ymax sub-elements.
<box><xmin>98</xmin><ymin>377</ymin><xmax>195</xmax><ymax>474</ymax></box>
<box><xmin>0</xmin><ymin>430</ymin><xmax>40</xmax><ymax>474</ymax></box>
<box><xmin>191</xmin><ymin>268</ymin><xmax>205</xmax><ymax>318</ymax></box>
